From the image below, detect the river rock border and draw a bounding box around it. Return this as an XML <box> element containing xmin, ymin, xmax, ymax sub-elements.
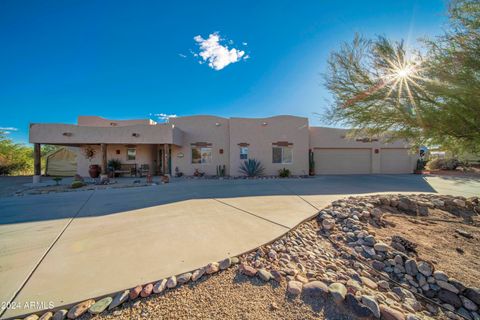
<box><xmin>236</xmin><ymin>194</ymin><xmax>479</xmax><ymax>320</ymax></box>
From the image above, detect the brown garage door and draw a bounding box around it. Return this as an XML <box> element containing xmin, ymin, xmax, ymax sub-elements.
<box><xmin>380</xmin><ymin>149</ymin><xmax>415</xmax><ymax>174</ymax></box>
<box><xmin>314</xmin><ymin>148</ymin><xmax>371</xmax><ymax>174</ymax></box>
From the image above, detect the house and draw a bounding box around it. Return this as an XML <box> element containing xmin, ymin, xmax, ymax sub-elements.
<box><xmin>29</xmin><ymin>115</ymin><xmax>417</xmax><ymax>182</ymax></box>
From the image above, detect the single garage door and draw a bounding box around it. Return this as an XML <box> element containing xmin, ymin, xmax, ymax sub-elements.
<box><xmin>380</xmin><ymin>149</ymin><xmax>415</xmax><ymax>174</ymax></box>
<box><xmin>314</xmin><ymin>148</ymin><xmax>371</xmax><ymax>174</ymax></box>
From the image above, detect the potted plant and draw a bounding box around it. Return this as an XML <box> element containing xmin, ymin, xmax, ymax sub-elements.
<box><xmin>82</xmin><ymin>146</ymin><xmax>101</xmax><ymax>178</ymax></box>
<box><xmin>108</xmin><ymin>159</ymin><xmax>122</xmax><ymax>177</ymax></box>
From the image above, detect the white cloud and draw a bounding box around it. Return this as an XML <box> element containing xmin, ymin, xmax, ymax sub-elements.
<box><xmin>178</xmin><ymin>53</ymin><xmax>187</xmax><ymax>58</ymax></box>
<box><xmin>151</xmin><ymin>113</ymin><xmax>177</xmax><ymax>122</ymax></box>
<box><xmin>193</xmin><ymin>33</ymin><xmax>248</xmax><ymax>71</ymax></box>
<box><xmin>0</xmin><ymin>127</ymin><xmax>18</xmax><ymax>134</ymax></box>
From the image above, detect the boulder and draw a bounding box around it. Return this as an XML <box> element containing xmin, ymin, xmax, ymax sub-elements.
<box><xmin>287</xmin><ymin>280</ymin><xmax>303</xmax><ymax>295</ymax></box>
<box><xmin>465</xmin><ymin>288</ymin><xmax>480</xmax><ymax>305</ymax></box>
<box><xmin>380</xmin><ymin>304</ymin><xmax>405</xmax><ymax>320</ymax></box>
<box><xmin>361</xmin><ymin>295</ymin><xmax>380</xmax><ymax>318</ymax></box>
<box><xmin>303</xmin><ymin>281</ymin><xmax>329</xmax><ymax>297</ymax></box>
<box><xmin>328</xmin><ymin>282</ymin><xmax>347</xmax><ymax>303</ymax></box>
<box><xmin>438</xmin><ymin>289</ymin><xmax>462</xmax><ymax>308</ymax></box>
<box><xmin>346</xmin><ymin>293</ymin><xmax>373</xmax><ymax>318</ymax></box>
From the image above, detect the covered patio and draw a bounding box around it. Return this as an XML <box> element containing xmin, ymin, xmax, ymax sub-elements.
<box><xmin>29</xmin><ymin>122</ymin><xmax>184</xmax><ymax>182</ymax></box>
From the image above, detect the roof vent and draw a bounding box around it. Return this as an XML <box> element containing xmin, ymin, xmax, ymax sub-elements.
<box><xmin>62</xmin><ymin>132</ymin><xmax>73</xmax><ymax>137</ymax></box>
<box><xmin>132</xmin><ymin>133</ymin><xmax>140</xmax><ymax>137</ymax></box>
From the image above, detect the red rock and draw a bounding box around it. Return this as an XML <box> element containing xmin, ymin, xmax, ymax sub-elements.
<box><xmin>380</xmin><ymin>304</ymin><xmax>405</xmax><ymax>320</ymax></box>
<box><xmin>140</xmin><ymin>283</ymin><xmax>153</xmax><ymax>298</ymax></box>
<box><xmin>129</xmin><ymin>285</ymin><xmax>142</xmax><ymax>300</ymax></box>
<box><xmin>240</xmin><ymin>263</ymin><xmax>257</xmax><ymax>276</ymax></box>
<box><xmin>67</xmin><ymin>299</ymin><xmax>95</xmax><ymax>319</ymax></box>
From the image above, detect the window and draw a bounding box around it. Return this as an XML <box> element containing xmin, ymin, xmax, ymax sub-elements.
<box><xmin>272</xmin><ymin>146</ymin><xmax>293</xmax><ymax>164</ymax></box>
<box><xmin>192</xmin><ymin>147</ymin><xmax>212</xmax><ymax>164</ymax></box>
<box><xmin>240</xmin><ymin>147</ymin><xmax>249</xmax><ymax>160</ymax></box>
<box><xmin>127</xmin><ymin>148</ymin><xmax>136</xmax><ymax>161</ymax></box>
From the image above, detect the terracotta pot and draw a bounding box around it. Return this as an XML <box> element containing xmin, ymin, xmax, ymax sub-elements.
<box><xmin>89</xmin><ymin>164</ymin><xmax>101</xmax><ymax>178</ymax></box>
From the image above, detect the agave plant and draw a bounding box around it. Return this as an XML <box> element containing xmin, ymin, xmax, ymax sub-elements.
<box><xmin>239</xmin><ymin>159</ymin><xmax>265</xmax><ymax>177</ymax></box>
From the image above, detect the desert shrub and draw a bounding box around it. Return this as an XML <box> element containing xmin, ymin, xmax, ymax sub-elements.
<box><xmin>279</xmin><ymin>168</ymin><xmax>291</xmax><ymax>178</ymax></box>
<box><xmin>426</xmin><ymin>158</ymin><xmax>461</xmax><ymax>170</ymax></box>
<box><xmin>239</xmin><ymin>159</ymin><xmax>265</xmax><ymax>177</ymax></box>
<box><xmin>71</xmin><ymin>181</ymin><xmax>84</xmax><ymax>189</ymax></box>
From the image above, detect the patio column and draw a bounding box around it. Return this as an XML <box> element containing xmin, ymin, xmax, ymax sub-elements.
<box><xmin>33</xmin><ymin>143</ymin><xmax>41</xmax><ymax>184</ymax></box>
<box><xmin>163</xmin><ymin>144</ymin><xmax>170</xmax><ymax>175</ymax></box>
<box><xmin>100</xmin><ymin>143</ymin><xmax>108</xmax><ymax>176</ymax></box>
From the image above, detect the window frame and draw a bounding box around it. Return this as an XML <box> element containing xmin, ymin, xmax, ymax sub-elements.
<box><xmin>240</xmin><ymin>146</ymin><xmax>249</xmax><ymax>160</ymax></box>
<box><xmin>126</xmin><ymin>148</ymin><xmax>136</xmax><ymax>161</ymax></box>
<box><xmin>191</xmin><ymin>146</ymin><xmax>212</xmax><ymax>164</ymax></box>
<box><xmin>272</xmin><ymin>146</ymin><xmax>293</xmax><ymax>164</ymax></box>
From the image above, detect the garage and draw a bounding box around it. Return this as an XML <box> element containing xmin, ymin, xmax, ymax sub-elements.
<box><xmin>314</xmin><ymin>148</ymin><xmax>371</xmax><ymax>174</ymax></box>
<box><xmin>380</xmin><ymin>148</ymin><xmax>415</xmax><ymax>174</ymax></box>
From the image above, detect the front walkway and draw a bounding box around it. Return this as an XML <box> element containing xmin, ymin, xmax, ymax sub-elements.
<box><xmin>0</xmin><ymin>174</ymin><xmax>478</xmax><ymax>318</ymax></box>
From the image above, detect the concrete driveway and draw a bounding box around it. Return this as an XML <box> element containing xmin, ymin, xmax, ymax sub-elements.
<box><xmin>0</xmin><ymin>174</ymin><xmax>478</xmax><ymax>318</ymax></box>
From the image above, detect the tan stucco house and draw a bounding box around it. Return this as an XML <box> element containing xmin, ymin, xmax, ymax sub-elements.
<box><xmin>29</xmin><ymin>115</ymin><xmax>417</xmax><ymax>182</ymax></box>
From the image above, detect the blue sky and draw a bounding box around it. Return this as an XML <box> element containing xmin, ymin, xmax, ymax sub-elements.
<box><xmin>0</xmin><ymin>0</ymin><xmax>447</xmax><ymax>143</ymax></box>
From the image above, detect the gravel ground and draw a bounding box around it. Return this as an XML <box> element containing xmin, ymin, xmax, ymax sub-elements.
<box><xmin>85</xmin><ymin>267</ymin><xmax>356</xmax><ymax>320</ymax></box>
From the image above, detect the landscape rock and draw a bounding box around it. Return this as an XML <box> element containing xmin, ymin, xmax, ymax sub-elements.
<box><xmin>361</xmin><ymin>276</ymin><xmax>378</xmax><ymax>290</ymax></box>
<box><xmin>328</xmin><ymin>282</ymin><xmax>347</xmax><ymax>303</ymax></box>
<box><xmin>129</xmin><ymin>285</ymin><xmax>142</xmax><ymax>300</ymax></box>
<box><xmin>417</xmin><ymin>261</ymin><xmax>433</xmax><ymax>277</ymax></box>
<box><xmin>205</xmin><ymin>262</ymin><xmax>219</xmax><ymax>274</ymax></box>
<box><xmin>257</xmin><ymin>269</ymin><xmax>272</xmax><ymax>281</ymax></box>
<box><xmin>437</xmin><ymin>280</ymin><xmax>460</xmax><ymax>294</ymax></box>
<box><xmin>405</xmin><ymin>259</ymin><xmax>418</xmax><ymax>276</ymax></box>
<box><xmin>191</xmin><ymin>268</ymin><xmax>205</xmax><ymax>282</ymax></box>
<box><xmin>346</xmin><ymin>293</ymin><xmax>373</xmax><ymax>318</ymax></box>
<box><xmin>287</xmin><ymin>280</ymin><xmax>303</xmax><ymax>295</ymax></box>
<box><xmin>461</xmin><ymin>296</ymin><xmax>479</xmax><ymax>311</ymax></box>
<box><xmin>240</xmin><ymin>264</ymin><xmax>257</xmax><ymax>277</ymax></box>
<box><xmin>109</xmin><ymin>290</ymin><xmax>129</xmax><ymax>310</ymax></box>
<box><xmin>52</xmin><ymin>309</ymin><xmax>67</xmax><ymax>320</ymax></box>
<box><xmin>177</xmin><ymin>272</ymin><xmax>192</xmax><ymax>284</ymax></box>
<box><xmin>140</xmin><ymin>283</ymin><xmax>153</xmax><ymax>297</ymax></box>
<box><xmin>362</xmin><ymin>295</ymin><xmax>380</xmax><ymax>318</ymax></box>
<box><xmin>89</xmin><ymin>297</ymin><xmax>112</xmax><ymax>314</ymax></box>
<box><xmin>465</xmin><ymin>288</ymin><xmax>480</xmax><ymax>305</ymax></box>
<box><xmin>303</xmin><ymin>281</ymin><xmax>328</xmax><ymax>297</ymax></box>
<box><xmin>153</xmin><ymin>279</ymin><xmax>167</xmax><ymax>293</ymax></box>
<box><xmin>167</xmin><ymin>276</ymin><xmax>177</xmax><ymax>289</ymax></box>
<box><xmin>39</xmin><ymin>312</ymin><xmax>53</xmax><ymax>320</ymax></box>
<box><xmin>219</xmin><ymin>257</ymin><xmax>232</xmax><ymax>270</ymax></box>
<box><xmin>322</xmin><ymin>218</ymin><xmax>335</xmax><ymax>230</ymax></box>
<box><xmin>438</xmin><ymin>289</ymin><xmax>462</xmax><ymax>308</ymax></box>
<box><xmin>433</xmin><ymin>270</ymin><xmax>449</xmax><ymax>282</ymax></box>
<box><xmin>374</xmin><ymin>242</ymin><xmax>390</xmax><ymax>252</ymax></box>
<box><xmin>380</xmin><ymin>304</ymin><xmax>406</xmax><ymax>320</ymax></box>
<box><xmin>67</xmin><ymin>299</ymin><xmax>95</xmax><ymax>319</ymax></box>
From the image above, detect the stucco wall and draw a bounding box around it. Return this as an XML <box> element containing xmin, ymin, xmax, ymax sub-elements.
<box><xmin>229</xmin><ymin>116</ymin><xmax>310</xmax><ymax>176</ymax></box>
<box><xmin>77</xmin><ymin>116</ymin><xmax>155</xmax><ymax>127</ymax></box>
<box><xmin>169</xmin><ymin>116</ymin><xmax>230</xmax><ymax>176</ymax></box>
<box><xmin>76</xmin><ymin>144</ymin><xmax>156</xmax><ymax>177</ymax></box>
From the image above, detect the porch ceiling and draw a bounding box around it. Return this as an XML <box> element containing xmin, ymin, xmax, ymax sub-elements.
<box><xmin>29</xmin><ymin>123</ymin><xmax>184</xmax><ymax>146</ymax></box>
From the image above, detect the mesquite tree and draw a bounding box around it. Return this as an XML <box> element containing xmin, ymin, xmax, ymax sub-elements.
<box><xmin>324</xmin><ymin>0</ymin><xmax>480</xmax><ymax>154</ymax></box>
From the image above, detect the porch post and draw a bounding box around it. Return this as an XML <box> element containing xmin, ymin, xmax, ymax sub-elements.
<box><xmin>100</xmin><ymin>143</ymin><xmax>108</xmax><ymax>176</ymax></box>
<box><xmin>163</xmin><ymin>144</ymin><xmax>170</xmax><ymax>176</ymax></box>
<box><xmin>33</xmin><ymin>143</ymin><xmax>41</xmax><ymax>184</ymax></box>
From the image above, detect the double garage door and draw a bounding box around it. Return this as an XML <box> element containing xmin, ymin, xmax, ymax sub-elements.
<box><xmin>314</xmin><ymin>148</ymin><xmax>414</xmax><ymax>174</ymax></box>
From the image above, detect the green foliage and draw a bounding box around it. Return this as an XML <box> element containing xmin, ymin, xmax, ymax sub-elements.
<box><xmin>53</xmin><ymin>177</ymin><xmax>62</xmax><ymax>185</ymax></box>
<box><xmin>71</xmin><ymin>181</ymin><xmax>85</xmax><ymax>189</ymax></box>
<box><xmin>308</xmin><ymin>150</ymin><xmax>315</xmax><ymax>175</ymax></box>
<box><xmin>278</xmin><ymin>168</ymin><xmax>291</xmax><ymax>178</ymax></box>
<box><xmin>415</xmin><ymin>159</ymin><xmax>428</xmax><ymax>171</ymax></box>
<box><xmin>0</xmin><ymin>131</ymin><xmax>33</xmax><ymax>175</ymax></box>
<box><xmin>323</xmin><ymin>0</ymin><xmax>480</xmax><ymax>154</ymax></box>
<box><xmin>239</xmin><ymin>159</ymin><xmax>265</xmax><ymax>177</ymax></box>
<box><xmin>216</xmin><ymin>164</ymin><xmax>226</xmax><ymax>177</ymax></box>
<box><xmin>107</xmin><ymin>159</ymin><xmax>122</xmax><ymax>171</ymax></box>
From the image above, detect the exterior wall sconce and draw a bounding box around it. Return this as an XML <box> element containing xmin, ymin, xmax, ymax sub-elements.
<box><xmin>219</xmin><ymin>149</ymin><xmax>224</xmax><ymax>154</ymax></box>
<box><xmin>62</xmin><ymin>132</ymin><xmax>73</xmax><ymax>137</ymax></box>
<box><xmin>132</xmin><ymin>133</ymin><xmax>140</xmax><ymax>137</ymax></box>
<box><xmin>374</xmin><ymin>149</ymin><xmax>379</xmax><ymax>154</ymax></box>
<box><xmin>215</xmin><ymin>122</ymin><xmax>221</xmax><ymax>127</ymax></box>
<box><xmin>116</xmin><ymin>150</ymin><xmax>121</xmax><ymax>155</ymax></box>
